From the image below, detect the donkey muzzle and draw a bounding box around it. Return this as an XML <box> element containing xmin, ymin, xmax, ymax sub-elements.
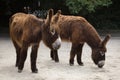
<box><xmin>52</xmin><ymin>36</ymin><xmax>61</xmax><ymax>50</ymax></box>
<box><xmin>98</xmin><ymin>60</ymin><xmax>105</xmax><ymax>68</ymax></box>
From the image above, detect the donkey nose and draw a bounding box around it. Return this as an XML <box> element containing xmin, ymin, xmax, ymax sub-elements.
<box><xmin>52</xmin><ymin>36</ymin><xmax>61</xmax><ymax>50</ymax></box>
<box><xmin>98</xmin><ymin>60</ymin><xmax>105</xmax><ymax>68</ymax></box>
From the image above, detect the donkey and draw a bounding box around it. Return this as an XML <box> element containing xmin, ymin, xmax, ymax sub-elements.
<box><xmin>50</xmin><ymin>10</ymin><xmax>111</xmax><ymax>68</ymax></box>
<box><xmin>9</xmin><ymin>9</ymin><xmax>61</xmax><ymax>73</ymax></box>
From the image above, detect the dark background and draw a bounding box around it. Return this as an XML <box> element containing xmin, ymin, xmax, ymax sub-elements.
<box><xmin>0</xmin><ymin>0</ymin><xmax>120</xmax><ymax>34</ymax></box>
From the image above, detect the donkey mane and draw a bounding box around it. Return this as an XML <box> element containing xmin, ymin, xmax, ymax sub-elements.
<box><xmin>81</xmin><ymin>20</ymin><xmax>102</xmax><ymax>48</ymax></box>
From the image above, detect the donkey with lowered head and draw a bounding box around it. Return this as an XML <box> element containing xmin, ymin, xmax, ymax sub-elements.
<box><xmin>50</xmin><ymin>10</ymin><xmax>111</xmax><ymax>68</ymax></box>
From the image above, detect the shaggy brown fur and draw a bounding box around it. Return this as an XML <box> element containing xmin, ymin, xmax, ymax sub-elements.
<box><xmin>9</xmin><ymin>9</ymin><xmax>61</xmax><ymax>73</ymax></box>
<box><xmin>50</xmin><ymin>10</ymin><xmax>111</xmax><ymax>68</ymax></box>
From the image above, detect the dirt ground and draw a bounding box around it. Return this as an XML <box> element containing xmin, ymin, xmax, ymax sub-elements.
<box><xmin>0</xmin><ymin>32</ymin><xmax>120</xmax><ymax>80</ymax></box>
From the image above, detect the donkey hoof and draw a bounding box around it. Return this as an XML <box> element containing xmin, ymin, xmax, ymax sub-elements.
<box><xmin>70</xmin><ymin>63</ymin><xmax>74</xmax><ymax>66</ymax></box>
<box><xmin>18</xmin><ymin>69</ymin><xmax>22</xmax><ymax>73</ymax></box>
<box><xmin>69</xmin><ymin>59</ymin><xmax>74</xmax><ymax>66</ymax></box>
<box><xmin>55</xmin><ymin>60</ymin><xmax>59</xmax><ymax>63</ymax></box>
<box><xmin>70</xmin><ymin>64</ymin><xmax>74</xmax><ymax>66</ymax></box>
<box><xmin>32</xmin><ymin>69</ymin><xmax>38</xmax><ymax>73</ymax></box>
<box><xmin>78</xmin><ymin>62</ymin><xmax>84</xmax><ymax>66</ymax></box>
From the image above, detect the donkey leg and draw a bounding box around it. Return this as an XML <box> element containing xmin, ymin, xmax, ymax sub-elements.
<box><xmin>11</xmin><ymin>39</ymin><xmax>21</xmax><ymax>67</ymax></box>
<box><xmin>76</xmin><ymin>43</ymin><xmax>84</xmax><ymax>66</ymax></box>
<box><xmin>69</xmin><ymin>43</ymin><xmax>78</xmax><ymax>66</ymax></box>
<box><xmin>53</xmin><ymin>50</ymin><xmax>59</xmax><ymax>62</ymax></box>
<box><xmin>50</xmin><ymin>50</ymin><xmax>59</xmax><ymax>62</ymax></box>
<box><xmin>18</xmin><ymin>43</ymin><xmax>28</xmax><ymax>73</ymax></box>
<box><xmin>30</xmin><ymin>44</ymin><xmax>39</xmax><ymax>73</ymax></box>
<box><xmin>15</xmin><ymin>47</ymin><xmax>21</xmax><ymax>67</ymax></box>
<box><xmin>50</xmin><ymin>50</ymin><xmax>54</xmax><ymax>60</ymax></box>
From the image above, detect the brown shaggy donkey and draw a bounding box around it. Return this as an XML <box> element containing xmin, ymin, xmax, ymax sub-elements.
<box><xmin>50</xmin><ymin>10</ymin><xmax>111</xmax><ymax>68</ymax></box>
<box><xmin>9</xmin><ymin>9</ymin><xmax>61</xmax><ymax>73</ymax></box>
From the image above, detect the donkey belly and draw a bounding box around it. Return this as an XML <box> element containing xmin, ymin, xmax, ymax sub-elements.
<box><xmin>59</xmin><ymin>28</ymin><xmax>84</xmax><ymax>43</ymax></box>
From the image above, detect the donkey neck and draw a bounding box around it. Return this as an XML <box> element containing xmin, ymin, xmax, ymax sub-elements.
<box><xmin>84</xmin><ymin>24</ymin><xmax>102</xmax><ymax>48</ymax></box>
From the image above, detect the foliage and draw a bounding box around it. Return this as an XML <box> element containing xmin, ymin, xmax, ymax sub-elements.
<box><xmin>65</xmin><ymin>0</ymin><xmax>112</xmax><ymax>15</ymax></box>
<box><xmin>0</xmin><ymin>0</ymin><xmax>120</xmax><ymax>30</ymax></box>
<box><xmin>87</xmin><ymin>5</ymin><xmax>120</xmax><ymax>30</ymax></box>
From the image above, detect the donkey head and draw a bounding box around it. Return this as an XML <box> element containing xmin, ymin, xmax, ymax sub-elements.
<box><xmin>92</xmin><ymin>34</ymin><xmax>111</xmax><ymax>68</ymax></box>
<box><xmin>42</xmin><ymin>9</ymin><xmax>61</xmax><ymax>50</ymax></box>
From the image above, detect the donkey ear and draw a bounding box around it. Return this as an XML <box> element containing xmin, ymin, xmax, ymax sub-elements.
<box><xmin>46</xmin><ymin>9</ymin><xmax>54</xmax><ymax>22</ymax></box>
<box><xmin>53</xmin><ymin>10</ymin><xmax>61</xmax><ymax>22</ymax></box>
<box><xmin>56</xmin><ymin>10</ymin><xmax>61</xmax><ymax>17</ymax></box>
<box><xmin>57</xmin><ymin>10</ymin><xmax>61</xmax><ymax>14</ymax></box>
<box><xmin>102</xmin><ymin>34</ymin><xmax>111</xmax><ymax>46</ymax></box>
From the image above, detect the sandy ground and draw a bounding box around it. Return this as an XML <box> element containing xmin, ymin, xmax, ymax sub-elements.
<box><xmin>0</xmin><ymin>34</ymin><xmax>120</xmax><ymax>80</ymax></box>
